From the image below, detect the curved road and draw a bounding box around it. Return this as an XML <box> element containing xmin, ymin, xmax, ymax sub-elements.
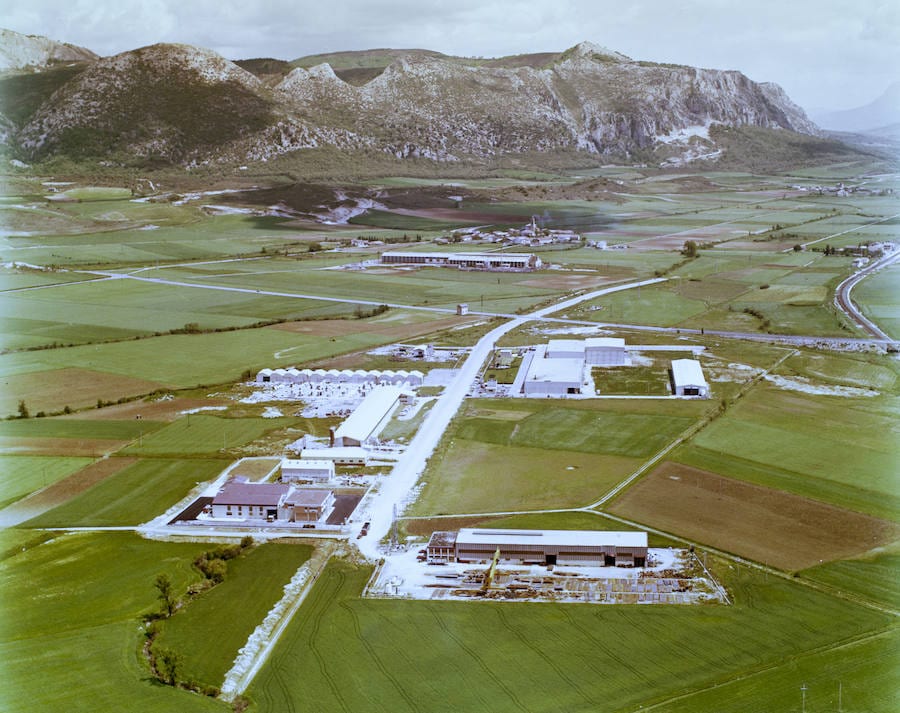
<box><xmin>833</xmin><ymin>249</ymin><xmax>899</xmax><ymax>341</ymax></box>
<box><xmin>355</xmin><ymin>277</ymin><xmax>667</xmax><ymax>559</ymax></box>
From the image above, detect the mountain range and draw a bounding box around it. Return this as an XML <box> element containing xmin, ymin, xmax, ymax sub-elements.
<box><xmin>0</xmin><ymin>29</ymin><xmax>867</xmax><ymax>172</ymax></box>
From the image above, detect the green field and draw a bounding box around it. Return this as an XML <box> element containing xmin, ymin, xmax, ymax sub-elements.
<box><xmin>0</xmin><ymin>455</ymin><xmax>93</xmax><ymax>509</ymax></box>
<box><xmin>247</xmin><ymin>559</ymin><xmax>896</xmax><ymax>713</ymax></box>
<box><xmin>801</xmin><ymin>550</ymin><xmax>900</xmax><ymax>610</ymax></box>
<box><xmin>853</xmin><ymin>261</ymin><xmax>900</xmax><ymax>340</ymax></box>
<box><xmin>23</xmin><ymin>458</ymin><xmax>226</xmax><ymax>527</ymax></box>
<box><xmin>155</xmin><ymin>542</ymin><xmax>312</xmax><ymax>688</ymax></box>
<box><xmin>676</xmin><ymin>385</ymin><xmax>900</xmax><ymax>520</ymax></box>
<box><xmin>120</xmin><ymin>415</ymin><xmax>301</xmax><ymax>456</ymax></box>
<box><xmin>0</xmin><ymin>532</ymin><xmax>224</xmax><ymax>713</ymax></box>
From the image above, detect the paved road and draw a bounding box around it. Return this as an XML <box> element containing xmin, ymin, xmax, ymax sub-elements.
<box><xmin>833</xmin><ymin>250</ymin><xmax>899</xmax><ymax>341</ymax></box>
<box><xmin>355</xmin><ymin>277</ymin><xmax>667</xmax><ymax>559</ymax></box>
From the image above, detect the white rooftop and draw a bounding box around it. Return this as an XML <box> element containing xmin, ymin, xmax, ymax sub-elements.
<box><xmin>333</xmin><ymin>385</ymin><xmax>402</xmax><ymax>442</ymax></box>
<box><xmin>282</xmin><ymin>459</ymin><xmax>333</xmax><ymax>470</ymax></box>
<box><xmin>457</xmin><ymin>528</ymin><xmax>648</xmax><ymax>548</ymax></box>
<box><xmin>299</xmin><ymin>447</ymin><xmax>368</xmax><ymax>460</ymax></box>
<box><xmin>585</xmin><ymin>337</ymin><xmax>626</xmax><ymax>349</ymax></box>
<box><xmin>671</xmin><ymin>359</ymin><xmax>708</xmax><ymax>387</ymax></box>
<box><xmin>527</xmin><ymin>347</ymin><xmax>584</xmax><ymax>384</ymax></box>
<box><xmin>548</xmin><ymin>339</ymin><xmax>586</xmax><ymax>354</ymax></box>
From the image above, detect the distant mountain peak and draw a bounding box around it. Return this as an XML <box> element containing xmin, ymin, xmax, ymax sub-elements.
<box><xmin>562</xmin><ymin>41</ymin><xmax>632</xmax><ymax>63</ymax></box>
<box><xmin>0</xmin><ymin>28</ymin><xmax>97</xmax><ymax>69</ymax></box>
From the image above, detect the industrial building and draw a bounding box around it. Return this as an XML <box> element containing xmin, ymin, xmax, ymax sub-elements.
<box><xmin>546</xmin><ymin>339</ymin><xmax>586</xmax><ymax>360</ymax></box>
<box><xmin>585</xmin><ymin>337</ymin><xmax>626</xmax><ymax>366</ymax></box>
<box><xmin>209</xmin><ymin>481</ymin><xmax>335</xmax><ymax>522</ymax></box>
<box><xmin>671</xmin><ymin>359</ymin><xmax>709</xmax><ymax>398</ymax></box>
<box><xmin>521</xmin><ymin>345</ymin><xmax>585</xmax><ymax>396</ymax></box>
<box><xmin>331</xmin><ymin>385</ymin><xmax>403</xmax><ymax>447</ymax></box>
<box><xmin>281</xmin><ymin>458</ymin><xmax>335</xmax><ymax>483</ymax></box>
<box><xmin>297</xmin><ymin>447</ymin><xmax>369</xmax><ymax>465</ymax></box>
<box><xmin>284</xmin><ymin>488</ymin><xmax>336</xmax><ymax>523</ymax></box>
<box><xmin>427</xmin><ymin>529</ymin><xmax>648</xmax><ymax>567</ymax></box>
<box><xmin>256</xmin><ymin>367</ymin><xmax>424</xmax><ymax>386</ymax></box>
<box><xmin>380</xmin><ymin>251</ymin><xmax>542</xmax><ymax>271</ymax></box>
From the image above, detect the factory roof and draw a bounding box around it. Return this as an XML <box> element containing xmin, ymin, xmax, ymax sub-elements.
<box><xmin>671</xmin><ymin>359</ymin><xmax>708</xmax><ymax>386</ymax></box>
<box><xmin>457</xmin><ymin>528</ymin><xmax>648</xmax><ymax>548</ymax></box>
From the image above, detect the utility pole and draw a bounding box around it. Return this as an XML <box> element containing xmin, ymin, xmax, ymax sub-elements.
<box><xmin>801</xmin><ymin>683</ymin><xmax>808</xmax><ymax>713</ymax></box>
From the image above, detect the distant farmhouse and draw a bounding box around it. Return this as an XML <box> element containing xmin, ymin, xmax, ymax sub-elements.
<box><xmin>381</xmin><ymin>251</ymin><xmax>542</xmax><ymax>271</ymax></box>
<box><xmin>427</xmin><ymin>529</ymin><xmax>649</xmax><ymax>567</ymax></box>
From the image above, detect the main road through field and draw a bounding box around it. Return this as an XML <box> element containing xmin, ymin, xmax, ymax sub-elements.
<box><xmin>833</xmin><ymin>248</ymin><xmax>899</xmax><ymax>340</ymax></box>
<box><xmin>354</xmin><ymin>277</ymin><xmax>667</xmax><ymax>559</ymax></box>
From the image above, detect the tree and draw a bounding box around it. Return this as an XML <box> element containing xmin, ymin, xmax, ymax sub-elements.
<box><xmin>154</xmin><ymin>573</ymin><xmax>176</xmax><ymax>617</ymax></box>
<box><xmin>681</xmin><ymin>240</ymin><xmax>698</xmax><ymax>258</ymax></box>
<box><xmin>793</xmin><ymin>244</ymin><xmax>802</xmax><ymax>252</ymax></box>
<box><xmin>17</xmin><ymin>400</ymin><xmax>29</xmax><ymax>419</ymax></box>
<box><xmin>155</xmin><ymin>646</ymin><xmax>181</xmax><ymax>686</ymax></box>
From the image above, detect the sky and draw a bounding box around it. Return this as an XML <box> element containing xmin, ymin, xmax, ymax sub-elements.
<box><xmin>5</xmin><ymin>0</ymin><xmax>899</xmax><ymax>112</ymax></box>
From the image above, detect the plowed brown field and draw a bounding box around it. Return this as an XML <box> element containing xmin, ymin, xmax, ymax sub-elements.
<box><xmin>608</xmin><ymin>462</ymin><xmax>899</xmax><ymax>571</ymax></box>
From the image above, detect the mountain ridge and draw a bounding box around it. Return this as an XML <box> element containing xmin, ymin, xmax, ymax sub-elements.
<box><xmin>1</xmin><ymin>33</ymin><xmax>833</xmax><ymax>170</ymax></box>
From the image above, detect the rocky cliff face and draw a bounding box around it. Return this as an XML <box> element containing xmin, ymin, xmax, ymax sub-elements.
<box><xmin>7</xmin><ymin>38</ymin><xmax>821</xmax><ymax>167</ymax></box>
<box><xmin>0</xmin><ymin>28</ymin><xmax>97</xmax><ymax>69</ymax></box>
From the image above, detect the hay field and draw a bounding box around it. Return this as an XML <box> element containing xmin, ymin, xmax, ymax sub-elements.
<box><xmin>608</xmin><ymin>462</ymin><xmax>899</xmax><ymax>571</ymax></box>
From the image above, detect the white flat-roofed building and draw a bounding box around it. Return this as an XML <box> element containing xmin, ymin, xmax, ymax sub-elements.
<box><xmin>522</xmin><ymin>345</ymin><xmax>584</xmax><ymax>396</ymax></box>
<box><xmin>671</xmin><ymin>359</ymin><xmax>709</xmax><ymax>398</ymax></box>
<box><xmin>585</xmin><ymin>337</ymin><xmax>626</xmax><ymax>366</ymax></box>
<box><xmin>299</xmin><ymin>447</ymin><xmax>369</xmax><ymax>465</ymax></box>
<box><xmin>281</xmin><ymin>458</ymin><xmax>335</xmax><ymax>483</ymax></box>
<box><xmin>546</xmin><ymin>339</ymin><xmax>586</xmax><ymax>360</ymax></box>
<box><xmin>331</xmin><ymin>386</ymin><xmax>402</xmax><ymax>447</ymax></box>
<box><xmin>380</xmin><ymin>251</ymin><xmax>542</xmax><ymax>271</ymax></box>
<box><xmin>429</xmin><ymin>528</ymin><xmax>648</xmax><ymax>567</ymax></box>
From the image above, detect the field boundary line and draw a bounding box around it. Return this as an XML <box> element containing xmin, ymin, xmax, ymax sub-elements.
<box><xmin>633</xmin><ymin>625</ymin><xmax>898</xmax><ymax>712</ymax></box>
<box><xmin>219</xmin><ymin>541</ymin><xmax>338</xmax><ymax>702</ymax></box>
<box><xmin>584</xmin><ymin>347</ymin><xmax>797</xmax><ymax>510</ymax></box>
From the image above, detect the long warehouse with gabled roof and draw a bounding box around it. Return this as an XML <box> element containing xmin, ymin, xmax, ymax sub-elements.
<box><xmin>330</xmin><ymin>385</ymin><xmax>404</xmax><ymax>447</ymax></box>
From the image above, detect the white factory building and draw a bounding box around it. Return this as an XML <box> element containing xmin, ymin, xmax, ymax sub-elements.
<box><xmin>521</xmin><ymin>344</ymin><xmax>587</xmax><ymax>396</ymax></box>
<box><xmin>671</xmin><ymin>359</ymin><xmax>709</xmax><ymax>398</ymax></box>
<box><xmin>330</xmin><ymin>385</ymin><xmax>404</xmax><ymax>447</ymax></box>
<box><xmin>296</xmin><ymin>447</ymin><xmax>369</xmax><ymax>466</ymax></box>
<box><xmin>281</xmin><ymin>458</ymin><xmax>335</xmax><ymax>483</ymax></box>
<box><xmin>380</xmin><ymin>251</ymin><xmax>542</xmax><ymax>271</ymax></box>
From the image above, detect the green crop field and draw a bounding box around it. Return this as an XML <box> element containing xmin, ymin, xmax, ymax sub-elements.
<box><xmin>23</xmin><ymin>458</ymin><xmax>226</xmax><ymax>527</ymax></box>
<box><xmin>155</xmin><ymin>542</ymin><xmax>312</xmax><ymax>688</ymax></box>
<box><xmin>801</xmin><ymin>549</ymin><xmax>900</xmax><ymax>610</ymax></box>
<box><xmin>247</xmin><ymin>559</ymin><xmax>896</xmax><ymax>713</ymax></box>
<box><xmin>676</xmin><ymin>385</ymin><xmax>900</xmax><ymax>520</ymax></box>
<box><xmin>0</xmin><ymin>532</ymin><xmax>223</xmax><ymax>713</ymax></box>
<box><xmin>853</xmin><ymin>262</ymin><xmax>900</xmax><ymax>340</ymax></box>
<box><xmin>120</xmin><ymin>415</ymin><xmax>301</xmax><ymax>456</ymax></box>
<box><xmin>0</xmin><ymin>455</ymin><xmax>93</xmax><ymax>509</ymax></box>
<box><xmin>412</xmin><ymin>439</ymin><xmax>641</xmax><ymax>514</ymax></box>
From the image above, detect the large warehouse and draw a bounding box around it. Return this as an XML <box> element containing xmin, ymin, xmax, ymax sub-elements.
<box><xmin>585</xmin><ymin>337</ymin><xmax>626</xmax><ymax>366</ymax></box>
<box><xmin>380</xmin><ymin>251</ymin><xmax>542</xmax><ymax>271</ymax></box>
<box><xmin>520</xmin><ymin>344</ymin><xmax>586</xmax><ymax>396</ymax></box>
<box><xmin>427</xmin><ymin>529</ymin><xmax>648</xmax><ymax>567</ymax></box>
<box><xmin>330</xmin><ymin>385</ymin><xmax>403</xmax><ymax>447</ymax></box>
<box><xmin>671</xmin><ymin>359</ymin><xmax>710</xmax><ymax>398</ymax></box>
